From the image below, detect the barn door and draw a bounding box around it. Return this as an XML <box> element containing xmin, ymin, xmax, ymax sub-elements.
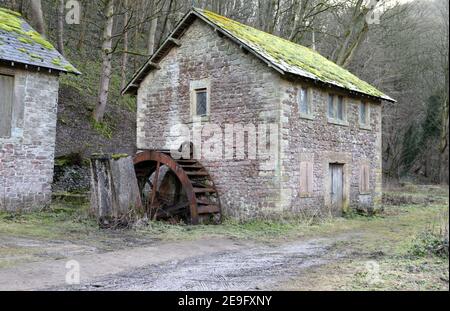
<box><xmin>330</xmin><ymin>164</ymin><xmax>344</xmax><ymax>216</ymax></box>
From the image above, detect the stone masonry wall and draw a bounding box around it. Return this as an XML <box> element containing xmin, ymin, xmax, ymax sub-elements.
<box><xmin>136</xmin><ymin>18</ymin><xmax>383</xmax><ymax>219</ymax></box>
<box><xmin>137</xmin><ymin>20</ymin><xmax>284</xmax><ymax>219</ymax></box>
<box><xmin>0</xmin><ymin>66</ymin><xmax>59</xmax><ymax>211</ymax></box>
<box><xmin>279</xmin><ymin>79</ymin><xmax>383</xmax><ymax>215</ymax></box>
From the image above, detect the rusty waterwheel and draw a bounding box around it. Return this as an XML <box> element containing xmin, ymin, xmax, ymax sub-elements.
<box><xmin>133</xmin><ymin>150</ymin><xmax>222</xmax><ymax>225</ymax></box>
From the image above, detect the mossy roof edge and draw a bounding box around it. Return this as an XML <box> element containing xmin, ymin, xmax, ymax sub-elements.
<box><xmin>0</xmin><ymin>7</ymin><xmax>80</xmax><ymax>75</ymax></box>
<box><xmin>194</xmin><ymin>8</ymin><xmax>394</xmax><ymax>102</ymax></box>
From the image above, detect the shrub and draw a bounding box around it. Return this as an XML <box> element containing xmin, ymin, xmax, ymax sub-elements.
<box><xmin>410</xmin><ymin>210</ymin><xmax>449</xmax><ymax>258</ymax></box>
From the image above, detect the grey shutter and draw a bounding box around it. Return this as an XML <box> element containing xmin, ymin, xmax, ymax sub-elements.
<box><xmin>0</xmin><ymin>74</ymin><xmax>14</xmax><ymax>138</ymax></box>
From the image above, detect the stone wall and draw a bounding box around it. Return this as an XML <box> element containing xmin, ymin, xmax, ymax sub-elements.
<box><xmin>0</xmin><ymin>66</ymin><xmax>59</xmax><ymax>211</ymax></box>
<box><xmin>137</xmin><ymin>20</ymin><xmax>284</xmax><ymax>219</ymax></box>
<box><xmin>136</xmin><ymin>18</ymin><xmax>383</xmax><ymax>219</ymax></box>
<box><xmin>279</xmin><ymin>79</ymin><xmax>383</xmax><ymax>215</ymax></box>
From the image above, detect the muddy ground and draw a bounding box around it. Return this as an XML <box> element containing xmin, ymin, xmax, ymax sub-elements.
<box><xmin>0</xmin><ymin>185</ymin><xmax>448</xmax><ymax>291</ymax></box>
<box><xmin>60</xmin><ymin>237</ymin><xmax>347</xmax><ymax>291</ymax></box>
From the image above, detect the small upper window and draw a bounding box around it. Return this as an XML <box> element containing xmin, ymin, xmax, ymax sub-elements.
<box><xmin>336</xmin><ymin>96</ymin><xmax>344</xmax><ymax>120</ymax></box>
<box><xmin>299</xmin><ymin>87</ymin><xmax>311</xmax><ymax>116</ymax></box>
<box><xmin>359</xmin><ymin>102</ymin><xmax>370</xmax><ymax>127</ymax></box>
<box><xmin>328</xmin><ymin>94</ymin><xmax>346</xmax><ymax>122</ymax></box>
<box><xmin>328</xmin><ymin>94</ymin><xmax>334</xmax><ymax>119</ymax></box>
<box><xmin>190</xmin><ymin>79</ymin><xmax>210</xmax><ymax>120</ymax></box>
<box><xmin>195</xmin><ymin>88</ymin><xmax>208</xmax><ymax>117</ymax></box>
<box><xmin>0</xmin><ymin>74</ymin><xmax>14</xmax><ymax>138</ymax></box>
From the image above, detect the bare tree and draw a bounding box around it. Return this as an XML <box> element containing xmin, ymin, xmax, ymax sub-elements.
<box><xmin>29</xmin><ymin>0</ymin><xmax>46</xmax><ymax>37</ymax></box>
<box><xmin>57</xmin><ymin>0</ymin><xmax>65</xmax><ymax>55</ymax></box>
<box><xmin>93</xmin><ymin>0</ymin><xmax>115</xmax><ymax>122</ymax></box>
<box><xmin>121</xmin><ymin>0</ymin><xmax>130</xmax><ymax>90</ymax></box>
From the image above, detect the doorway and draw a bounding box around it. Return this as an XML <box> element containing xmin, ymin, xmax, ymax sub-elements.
<box><xmin>329</xmin><ymin>163</ymin><xmax>344</xmax><ymax>216</ymax></box>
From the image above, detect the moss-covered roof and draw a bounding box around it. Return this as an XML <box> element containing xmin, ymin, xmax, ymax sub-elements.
<box><xmin>124</xmin><ymin>8</ymin><xmax>393</xmax><ymax>102</ymax></box>
<box><xmin>0</xmin><ymin>7</ymin><xmax>80</xmax><ymax>74</ymax></box>
<box><xmin>195</xmin><ymin>8</ymin><xmax>392</xmax><ymax>101</ymax></box>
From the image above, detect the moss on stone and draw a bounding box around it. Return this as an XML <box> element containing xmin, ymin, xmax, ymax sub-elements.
<box><xmin>111</xmin><ymin>154</ymin><xmax>129</xmax><ymax>160</ymax></box>
<box><xmin>63</xmin><ymin>64</ymin><xmax>77</xmax><ymax>73</ymax></box>
<box><xmin>18</xmin><ymin>36</ymin><xmax>33</xmax><ymax>44</ymax></box>
<box><xmin>0</xmin><ymin>8</ymin><xmax>54</xmax><ymax>50</ymax></box>
<box><xmin>52</xmin><ymin>57</ymin><xmax>62</xmax><ymax>66</ymax></box>
<box><xmin>29</xmin><ymin>53</ymin><xmax>44</xmax><ymax>61</ymax></box>
<box><xmin>196</xmin><ymin>8</ymin><xmax>388</xmax><ymax>99</ymax></box>
<box><xmin>17</xmin><ymin>47</ymin><xmax>27</xmax><ymax>54</ymax></box>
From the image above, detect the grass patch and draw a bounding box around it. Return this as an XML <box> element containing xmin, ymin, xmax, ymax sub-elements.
<box><xmin>275</xmin><ymin>185</ymin><xmax>449</xmax><ymax>291</ymax></box>
<box><xmin>90</xmin><ymin>117</ymin><xmax>115</xmax><ymax>139</ymax></box>
<box><xmin>0</xmin><ymin>203</ymin><xmax>96</xmax><ymax>240</ymax></box>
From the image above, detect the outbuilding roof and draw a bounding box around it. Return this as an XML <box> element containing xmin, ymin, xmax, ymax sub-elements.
<box><xmin>123</xmin><ymin>8</ymin><xmax>394</xmax><ymax>102</ymax></box>
<box><xmin>0</xmin><ymin>7</ymin><xmax>80</xmax><ymax>75</ymax></box>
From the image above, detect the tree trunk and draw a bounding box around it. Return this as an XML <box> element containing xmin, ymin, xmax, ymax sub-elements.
<box><xmin>29</xmin><ymin>0</ymin><xmax>46</xmax><ymax>38</ymax></box>
<box><xmin>333</xmin><ymin>0</ymin><xmax>370</xmax><ymax>67</ymax></box>
<box><xmin>121</xmin><ymin>0</ymin><xmax>130</xmax><ymax>91</ymax></box>
<box><xmin>93</xmin><ymin>0</ymin><xmax>115</xmax><ymax>122</ymax></box>
<box><xmin>147</xmin><ymin>17</ymin><xmax>158</xmax><ymax>56</ymax></box>
<box><xmin>76</xmin><ymin>0</ymin><xmax>88</xmax><ymax>51</ymax></box>
<box><xmin>57</xmin><ymin>0</ymin><xmax>65</xmax><ymax>55</ymax></box>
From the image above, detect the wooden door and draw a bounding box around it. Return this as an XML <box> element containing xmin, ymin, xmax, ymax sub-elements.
<box><xmin>0</xmin><ymin>74</ymin><xmax>14</xmax><ymax>138</ymax></box>
<box><xmin>330</xmin><ymin>164</ymin><xmax>344</xmax><ymax>216</ymax></box>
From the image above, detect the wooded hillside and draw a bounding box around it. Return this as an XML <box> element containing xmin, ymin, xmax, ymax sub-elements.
<box><xmin>0</xmin><ymin>0</ymin><xmax>448</xmax><ymax>184</ymax></box>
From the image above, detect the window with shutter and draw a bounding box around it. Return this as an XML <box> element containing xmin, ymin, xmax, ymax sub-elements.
<box><xmin>0</xmin><ymin>74</ymin><xmax>14</xmax><ymax>138</ymax></box>
<box><xmin>360</xmin><ymin>164</ymin><xmax>370</xmax><ymax>194</ymax></box>
<box><xmin>300</xmin><ymin>161</ymin><xmax>314</xmax><ymax>197</ymax></box>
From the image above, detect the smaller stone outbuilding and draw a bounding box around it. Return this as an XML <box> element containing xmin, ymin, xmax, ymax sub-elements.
<box><xmin>0</xmin><ymin>8</ymin><xmax>80</xmax><ymax>211</ymax></box>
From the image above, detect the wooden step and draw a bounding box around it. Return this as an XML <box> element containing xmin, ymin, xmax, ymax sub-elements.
<box><xmin>186</xmin><ymin>171</ymin><xmax>209</xmax><ymax>177</ymax></box>
<box><xmin>191</xmin><ymin>182</ymin><xmax>211</xmax><ymax>188</ymax></box>
<box><xmin>180</xmin><ymin>164</ymin><xmax>204</xmax><ymax>169</ymax></box>
<box><xmin>197</xmin><ymin>205</ymin><xmax>220</xmax><ymax>214</ymax></box>
<box><xmin>194</xmin><ymin>188</ymin><xmax>217</xmax><ymax>194</ymax></box>
<box><xmin>176</xmin><ymin>159</ymin><xmax>197</xmax><ymax>164</ymax></box>
<box><xmin>196</xmin><ymin>199</ymin><xmax>217</xmax><ymax>205</ymax></box>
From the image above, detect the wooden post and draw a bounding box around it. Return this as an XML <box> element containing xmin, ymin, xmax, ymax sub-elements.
<box><xmin>90</xmin><ymin>154</ymin><xmax>143</xmax><ymax>228</ymax></box>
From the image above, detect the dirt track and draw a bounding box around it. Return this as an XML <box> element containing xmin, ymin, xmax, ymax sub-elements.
<box><xmin>58</xmin><ymin>237</ymin><xmax>344</xmax><ymax>291</ymax></box>
<box><xmin>0</xmin><ymin>235</ymin><xmax>347</xmax><ymax>291</ymax></box>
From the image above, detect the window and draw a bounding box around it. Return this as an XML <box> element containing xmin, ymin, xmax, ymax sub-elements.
<box><xmin>190</xmin><ymin>79</ymin><xmax>210</xmax><ymax>120</ymax></box>
<box><xmin>0</xmin><ymin>74</ymin><xmax>14</xmax><ymax>138</ymax></box>
<box><xmin>337</xmin><ymin>96</ymin><xmax>344</xmax><ymax>120</ymax></box>
<box><xmin>359</xmin><ymin>102</ymin><xmax>370</xmax><ymax>127</ymax></box>
<box><xmin>300</xmin><ymin>161</ymin><xmax>314</xmax><ymax>197</ymax></box>
<box><xmin>328</xmin><ymin>94</ymin><xmax>334</xmax><ymax>118</ymax></box>
<box><xmin>360</xmin><ymin>164</ymin><xmax>370</xmax><ymax>194</ymax></box>
<box><xmin>195</xmin><ymin>88</ymin><xmax>208</xmax><ymax>116</ymax></box>
<box><xmin>328</xmin><ymin>94</ymin><xmax>347</xmax><ymax>123</ymax></box>
<box><xmin>298</xmin><ymin>87</ymin><xmax>312</xmax><ymax>117</ymax></box>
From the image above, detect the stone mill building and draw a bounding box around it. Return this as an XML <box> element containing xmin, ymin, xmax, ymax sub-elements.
<box><xmin>0</xmin><ymin>8</ymin><xmax>79</xmax><ymax>211</ymax></box>
<box><xmin>124</xmin><ymin>8</ymin><xmax>395</xmax><ymax>220</ymax></box>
